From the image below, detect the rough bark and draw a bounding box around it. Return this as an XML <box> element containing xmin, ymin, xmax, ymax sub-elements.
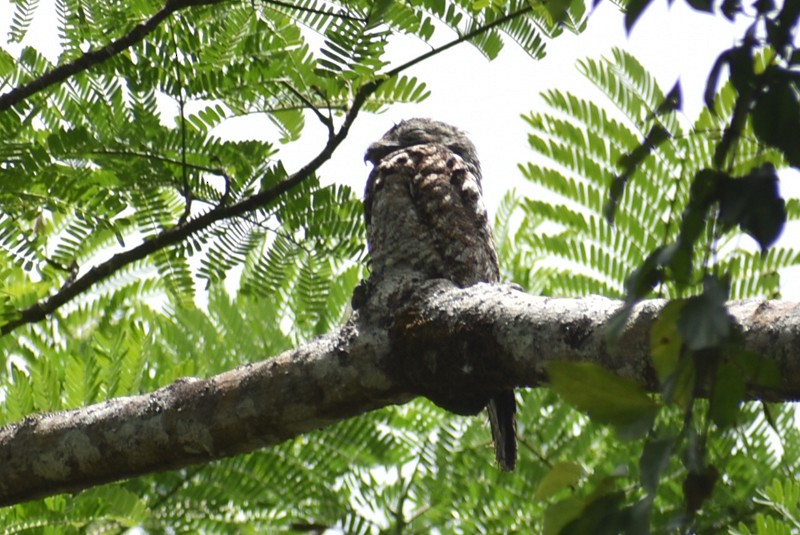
<box><xmin>1</xmin><ymin>278</ymin><xmax>799</xmax><ymax>506</ymax></box>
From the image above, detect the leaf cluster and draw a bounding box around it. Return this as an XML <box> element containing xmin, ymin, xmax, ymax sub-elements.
<box><xmin>499</xmin><ymin>13</ymin><xmax>800</xmax><ymax>532</ymax></box>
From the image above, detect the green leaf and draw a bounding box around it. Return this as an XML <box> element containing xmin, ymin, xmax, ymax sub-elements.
<box><xmin>685</xmin><ymin>0</ymin><xmax>714</xmax><ymax>13</ymax></box>
<box><xmin>625</xmin><ymin>0</ymin><xmax>655</xmax><ymax>32</ymax></box>
<box><xmin>751</xmin><ymin>68</ymin><xmax>800</xmax><ymax>166</ymax></box>
<box><xmin>662</xmin><ymin>356</ymin><xmax>696</xmax><ymax>408</ymax></box>
<box><xmin>559</xmin><ymin>491</ymin><xmax>628</xmax><ymax>535</ymax></box>
<box><xmin>717</xmin><ymin>164</ymin><xmax>786</xmax><ymax>252</ymax></box>
<box><xmin>650</xmin><ymin>301</ymin><xmax>684</xmax><ymax>381</ymax></box>
<box><xmin>640</xmin><ymin>436</ymin><xmax>676</xmax><ymax>495</ymax></box>
<box><xmin>544</xmin><ymin>496</ymin><xmax>585</xmax><ymax>535</ymax></box>
<box><xmin>543</xmin><ymin>0</ymin><xmax>573</xmax><ymax>24</ymax></box>
<box><xmin>546</xmin><ymin>361</ymin><xmax>659</xmax><ymax>428</ymax></box>
<box><xmin>709</xmin><ymin>361</ymin><xmax>745</xmax><ymax>428</ymax></box>
<box><xmin>536</xmin><ymin>462</ymin><xmax>585</xmax><ymax>500</ymax></box>
<box><xmin>677</xmin><ymin>276</ymin><xmax>731</xmax><ymax>351</ymax></box>
<box><xmin>653</xmin><ymin>81</ymin><xmax>683</xmax><ymax>116</ymax></box>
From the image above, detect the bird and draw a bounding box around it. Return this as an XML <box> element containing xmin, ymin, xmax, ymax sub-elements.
<box><xmin>362</xmin><ymin>117</ymin><xmax>516</xmax><ymax>471</ymax></box>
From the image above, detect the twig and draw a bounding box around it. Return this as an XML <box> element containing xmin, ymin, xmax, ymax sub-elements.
<box><xmin>281</xmin><ymin>81</ymin><xmax>334</xmax><ymax>134</ymax></box>
<box><xmin>88</xmin><ymin>149</ymin><xmax>226</xmax><ymax>176</ymax></box>
<box><xmin>383</xmin><ymin>5</ymin><xmax>533</xmax><ymax>79</ymax></box>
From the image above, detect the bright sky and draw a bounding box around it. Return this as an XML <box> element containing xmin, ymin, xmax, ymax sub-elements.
<box><xmin>3</xmin><ymin>1</ymin><xmax>799</xmax><ymax>298</ymax></box>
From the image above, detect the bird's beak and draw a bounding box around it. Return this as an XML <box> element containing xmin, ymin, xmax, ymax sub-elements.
<box><xmin>365</xmin><ymin>142</ymin><xmax>396</xmax><ymax>165</ymax></box>
<box><xmin>364</xmin><ymin>143</ymin><xmax>379</xmax><ymax>165</ymax></box>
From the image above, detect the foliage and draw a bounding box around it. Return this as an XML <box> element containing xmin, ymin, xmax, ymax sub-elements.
<box><xmin>498</xmin><ymin>4</ymin><xmax>800</xmax><ymax>531</ymax></box>
<box><xmin>504</xmin><ymin>47</ymin><xmax>798</xmax><ymax>301</ymax></box>
<box><xmin>0</xmin><ymin>0</ymin><xmax>798</xmax><ymax>533</ymax></box>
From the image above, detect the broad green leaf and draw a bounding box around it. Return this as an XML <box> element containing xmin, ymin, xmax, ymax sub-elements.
<box><xmin>717</xmin><ymin>164</ymin><xmax>786</xmax><ymax>252</ymax></box>
<box><xmin>662</xmin><ymin>355</ymin><xmax>696</xmax><ymax>408</ymax></box>
<box><xmin>639</xmin><ymin>436</ymin><xmax>675</xmax><ymax>494</ymax></box>
<box><xmin>536</xmin><ymin>462</ymin><xmax>585</xmax><ymax>500</ymax></box>
<box><xmin>710</xmin><ymin>361</ymin><xmax>745</xmax><ymax>428</ymax></box>
<box><xmin>546</xmin><ymin>361</ymin><xmax>659</xmax><ymax>428</ymax></box>
<box><xmin>677</xmin><ymin>276</ymin><xmax>731</xmax><ymax>351</ymax></box>
<box><xmin>544</xmin><ymin>496</ymin><xmax>585</xmax><ymax>535</ymax></box>
<box><xmin>751</xmin><ymin>68</ymin><xmax>800</xmax><ymax>167</ymax></box>
<box><xmin>559</xmin><ymin>491</ymin><xmax>628</xmax><ymax>535</ymax></box>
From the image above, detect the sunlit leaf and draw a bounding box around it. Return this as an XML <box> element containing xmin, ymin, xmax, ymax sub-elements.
<box><xmin>650</xmin><ymin>300</ymin><xmax>684</xmax><ymax>381</ymax></box>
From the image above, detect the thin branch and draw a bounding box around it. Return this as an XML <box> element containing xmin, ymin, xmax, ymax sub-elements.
<box><xmin>281</xmin><ymin>81</ymin><xmax>334</xmax><ymax>133</ymax></box>
<box><xmin>383</xmin><ymin>5</ymin><xmax>534</xmax><ymax>79</ymax></box>
<box><xmin>0</xmin><ymin>0</ymin><xmax>226</xmax><ymax>112</ymax></box>
<box><xmin>248</xmin><ymin>216</ymin><xmax>314</xmax><ymax>255</ymax></box>
<box><xmin>516</xmin><ymin>435</ymin><xmax>554</xmax><ymax>469</ymax></box>
<box><xmin>88</xmin><ymin>149</ymin><xmax>226</xmax><ymax>176</ymax></box>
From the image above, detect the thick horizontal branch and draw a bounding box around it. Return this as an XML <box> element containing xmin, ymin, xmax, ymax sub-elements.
<box><xmin>394</xmin><ymin>282</ymin><xmax>800</xmax><ymax>404</ymax></box>
<box><xmin>1</xmin><ymin>281</ymin><xmax>799</xmax><ymax>506</ymax></box>
<box><xmin>0</xmin><ymin>321</ymin><xmax>407</xmax><ymax>507</ymax></box>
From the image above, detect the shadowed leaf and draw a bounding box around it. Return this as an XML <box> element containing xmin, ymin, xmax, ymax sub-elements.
<box><xmin>546</xmin><ymin>361</ymin><xmax>659</xmax><ymax>428</ymax></box>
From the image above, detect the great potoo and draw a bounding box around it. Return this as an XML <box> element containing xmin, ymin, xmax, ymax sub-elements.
<box><xmin>363</xmin><ymin>118</ymin><xmax>517</xmax><ymax>471</ymax></box>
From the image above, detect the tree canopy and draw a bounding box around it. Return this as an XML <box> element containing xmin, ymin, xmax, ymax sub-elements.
<box><xmin>1</xmin><ymin>0</ymin><xmax>799</xmax><ymax>532</ymax></box>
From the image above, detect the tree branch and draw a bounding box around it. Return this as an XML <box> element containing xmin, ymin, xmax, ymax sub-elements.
<box><xmin>1</xmin><ymin>281</ymin><xmax>798</xmax><ymax>506</ymax></box>
<box><xmin>0</xmin><ymin>77</ymin><xmax>376</xmax><ymax>336</ymax></box>
<box><xmin>383</xmin><ymin>5</ymin><xmax>534</xmax><ymax>79</ymax></box>
<box><xmin>0</xmin><ymin>0</ymin><xmax>226</xmax><ymax>112</ymax></box>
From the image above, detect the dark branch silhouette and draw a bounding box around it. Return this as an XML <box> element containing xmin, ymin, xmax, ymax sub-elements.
<box><xmin>0</xmin><ymin>0</ymin><xmax>227</xmax><ymax>112</ymax></box>
<box><xmin>0</xmin><ymin>78</ymin><xmax>377</xmax><ymax>336</ymax></box>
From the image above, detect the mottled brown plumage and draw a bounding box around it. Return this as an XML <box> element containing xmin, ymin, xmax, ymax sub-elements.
<box><xmin>363</xmin><ymin>118</ymin><xmax>517</xmax><ymax>471</ymax></box>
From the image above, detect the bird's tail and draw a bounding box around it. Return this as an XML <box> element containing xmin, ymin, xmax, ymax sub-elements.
<box><xmin>487</xmin><ymin>390</ymin><xmax>517</xmax><ymax>471</ymax></box>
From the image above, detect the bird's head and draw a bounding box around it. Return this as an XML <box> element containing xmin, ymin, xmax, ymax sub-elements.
<box><xmin>365</xmin><ymin>118</ymin><xmax>480</xmax><ymax>176</ymax></box>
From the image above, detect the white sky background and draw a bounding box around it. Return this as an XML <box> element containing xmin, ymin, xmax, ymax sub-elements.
<box><xmin>2</xmin><ymin>0</ymin><xmax>799</xmax><ymax>298</ymax></box>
